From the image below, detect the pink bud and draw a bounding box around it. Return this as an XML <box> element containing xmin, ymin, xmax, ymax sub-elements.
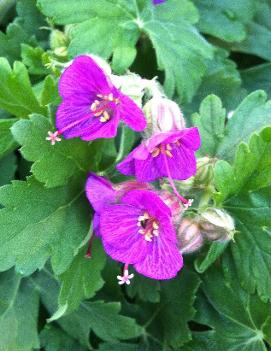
<box><xmin>115</xmin><ymin>181</ymin><xmax>153</xmax><ymax>201</ymax></box>
<box><xmin>177</xmin><ymin>218</ymin><xmax>204</xmax><ymax>254</ymax></box>
<box><xmin>159</xmin><ymin>190</ymin><xmax>183</xmax><ymax>224</ymax></box>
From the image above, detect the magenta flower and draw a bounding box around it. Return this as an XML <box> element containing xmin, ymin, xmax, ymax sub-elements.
<box><xmin>153</xmin><ymin>0</ymin><xmax>166</xmax><ymax>4</ymax></box>
<box><xmin>85</xmin><ymin>173</ymin><xmax>151</xmax><ymax>237</ymax></box>
<box><xmin>85</xmin><ymin>173</ymin><xmax>183</xmax><ymax>280</ymax></box>
<box><xmin>117</xmin><ymin>127</ymin><xmax>200</xmax><ymax>182</ymax></box>
<box><xmin>47</xmin><ymin>55</ymin><xmax>146</xmax><ymax>144</ymax></box>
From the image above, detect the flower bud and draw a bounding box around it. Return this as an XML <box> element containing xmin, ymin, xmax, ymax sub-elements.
<box><xmin>177</xmin><ymin>218</ymin><xmax>204</xmax><ymax>254</ymax></box>
<box><xmin>115</xmin><ymin>181</ymin><xmax>153</xmax><ymax>200</ymax></box>
<box><xmin>199</xmin><ymin>208</ymin><xmax>235</xmax><ymax>242</ymax></box>
<box><xmin>194</xmin><ymin>156</ymin><xmax>215</xmax><ymax>188</ymax></box>
<box><xmin>111</xmin><ymin>72</ymin><xmax>145</xmax><ymax>107</ymax></box>
<box><xmin>143</xmin><ymin>97</ymin><xmax>186</xmax><ymax>136</ymax></box>
<box><xmin>50</xmin><ymin>29</ymin><xmax>68</xmax><ymax>51</ymax></box>
<box><xmin>159</xmin><ymin>190</ymin><xmax>182</xmax><ymax>224</ymax></box>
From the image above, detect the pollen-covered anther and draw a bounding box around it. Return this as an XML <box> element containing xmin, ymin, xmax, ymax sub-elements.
<box><xmin>151</xmin><ymin>144</ymin><xmax>173</xmax><ymax>158</ymax></box>
<box><xmin>137</xmin><ymin>213</ymin><xmax>159</xmax><ymax>242</ymax></box>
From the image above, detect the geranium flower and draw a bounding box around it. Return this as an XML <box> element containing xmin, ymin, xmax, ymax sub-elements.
<box><xmin>85</xmin><ymin>174</ymin><xmax>183</xmax><ymax>281</ymax></box>
<box><xmin>47</xmin><ymin>55</ymin><xmax>146</xmax><ymax>144</ymax></box>
<box><xmin>117</xmin><ymin>128</ymin><xmax>200</xmax><ymax>206</ymax></box>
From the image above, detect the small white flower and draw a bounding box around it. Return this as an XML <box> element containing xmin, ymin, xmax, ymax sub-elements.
<box><xmin>46</xmin><ymin>131</ymin><xmax>61</xmax><ymax>145</ymax></box>
<box><xmin>117</xmin><ymin>269</ymin><xmax>134</xmax><ymax>285</ymax></box>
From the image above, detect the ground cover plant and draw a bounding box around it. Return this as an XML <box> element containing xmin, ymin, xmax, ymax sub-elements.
<box><xmin>0</xmin><ymin>0</ymin><xmax>271</xmax><ymax>350</ymax></box>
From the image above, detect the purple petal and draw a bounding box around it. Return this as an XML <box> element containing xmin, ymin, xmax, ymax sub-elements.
<box><xmin>152</xmin><ymin>0</ymin><xmax>166</xmax><ymax>4</ymax></box>
<box><xmin>134</xmin><ymin>234</ymin><xmax>183</xmax><ymax>280</ymax></box>
<box><xmin>93</xmin><ymin>213</ymin><xmax>101</xmax><ymax>237</ymax></box>
<box><xmin>100</xmin><ymin>204</ymin><xmax>148</xmax><ymax>264</ymax></box>
<box><xmin>59</xmin><ymin>55</ymin><xmax>111</xmax><ymax>99</ymax></box>
<box><xmin>85</xmin><ymin>173</ymin><xmax>116</xmax><ymax>212</ymax></box>
<box><xmin>56</xmin><ymin>99</ymin><xmax>120</xmax><ymax>140</ymax></box>
<box><xmin>121</xmin><ymin>189</ymin><xmax>172</xmax><ymax>225</ymax></box>
<box><xmin>119</xmin><ymin>94</ymin><xmax>146</xmax><ymax>132</ymax></box>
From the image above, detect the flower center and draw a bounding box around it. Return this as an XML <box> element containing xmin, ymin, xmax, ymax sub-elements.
<box><xmin>90</xmin><ymin>93</ymin><xmax>120</xmax><ymax>123</ymax></box>
<box><xmin>151</xmin><ymin>141</ymin><xmax>180</xmax><ymax>158</ymax></box>
<box><xmin>137</xmin><ymin>212</ymin><xmax>159</xmax><ymax>242</ymax></box>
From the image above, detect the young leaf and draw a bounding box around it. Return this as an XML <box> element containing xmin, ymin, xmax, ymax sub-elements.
<box><xmin>0</xmin><ymin>177</ymin><xmax>91</xmax><ymax>275</ymax></box>
<box><xmin>11</xmin><ymin>115</ymin><xmax>101</xmax><ymax>187</ymax></box>
<box><xmin>0</xmin><ymin>270</ymin><xmax>40</xmax><ymax>351</ymax></box>
<box><xmin>58</xmin><ymin>240</ymin><xmax>106</xmax><ymax>314</ymax></box>
<box><xmin>38</xmin><ymin>0</ymin><xmax>213</xmax><ymax>102</ymax></box>
<box><xmin>0</xmin><ymin>58</ymin><xmax>46</xmax><ymax>117</ymax></box>
<box><xmin>0</xmin><ymin>119</ymin><xmax>18</xmax><ymax>158</ymax></box>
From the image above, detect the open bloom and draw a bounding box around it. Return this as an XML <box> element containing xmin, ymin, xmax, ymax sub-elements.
<box><xmin>47</xmin><ymin>55</ymin><xmax>146</xmax><ymax>144</ymax></box>
<box><xmin>117</xmin><ymin>127</ymin><xmax>200</xmax><ymax>182</ymax></box>
<box><xmin>85</xmin><ymin>173</ymin><xmax>183</xmax><ymax>280</ymax></box>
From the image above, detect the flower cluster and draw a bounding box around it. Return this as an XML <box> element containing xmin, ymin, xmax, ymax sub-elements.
<box><xmin>47</xmin><ymin>54</ymin><xmax>201</xmax><ymax>284</ymax></box>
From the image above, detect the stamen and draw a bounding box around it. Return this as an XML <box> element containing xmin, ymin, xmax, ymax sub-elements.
<box><xmin>151</xmin><ymin>147</ymin><xmax>160</xmax><ymax>158</ymax></box>
<box><xmin>162</xmin><ymin>152</ymin><xmax>192</xmax><ymax>207</ymax></box>
<box><xmin>137</xmin><ymin>212</ymin><xmax>159</xmax><ymax>242</ymax></box>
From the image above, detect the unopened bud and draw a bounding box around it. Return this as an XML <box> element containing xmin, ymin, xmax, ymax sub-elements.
<box><xmin>143</xmin><ymin>97</ymin><xmax>186</xmax><ymax>137</ymax></box>
<box><xmin>177</xmin><ymin>218</ymin><xmax>204</xmax><ymax>254</ymax></box>
<box><xmin>160</xmin><ymin>177</ymin><xmax>194</xmax><ymax>193</ymax></box>
<box><xmin>194</xmin><ymin>157</ymin><xmax>215</xmax><ymax>188</ymax></box>
<box><xmin>111</xmin><ymin>72</ymin><xmax>145</xmax><ymax>107</ymax></box>
<box><xmin>199</xmin><ymin>208</ymin><xmax>235</xmax><ymax>241</ymax></box>
<box><xmin>50</xmin><ymin>29</ymin><xmax>68</xmax><ymax>51</ymax></box>
<box><xmin>159</xmin><ymin>190</ymin><xmax>182</xmax><ymax>224</ymax></box>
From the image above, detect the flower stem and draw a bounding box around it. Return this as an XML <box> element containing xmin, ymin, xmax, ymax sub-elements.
<box><xmin>163</xmin><ymin>153</ymin><xmax>188</xmax><ymax>204</ymax></box>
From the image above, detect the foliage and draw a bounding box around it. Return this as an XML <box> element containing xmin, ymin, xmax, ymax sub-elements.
<box><xmin>0</xmin><ymin>0</ymin><xmax>271</xmax><ymax>350</ymax></box>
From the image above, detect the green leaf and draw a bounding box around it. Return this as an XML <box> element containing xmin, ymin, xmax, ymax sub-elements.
<box><xmin>40</xmin><ymin>325</ymin><xmax>88</xmax><ymax>351</ymax></box>
<box><xmin>21</xmin><ymin>44</ymin><xmax>49</xmax><ymax>75</ymax></box>
<box><xmin>0</xmin><ymin>269</ymin><xmax>39</xmax><ymax>351</ymax></box>
<box><xmin>0</xmin><ymin>153</ymin><xmax>17</xmax><ymax>186</ymax></box>
<box><xmin>0</xmin><ymin>119</ymin><xmax>18</xmax><ymax>158</ymax></box>
<box><xmin>186</xmin><ymin>48</ymin><xmax>244</xmax><ymax>115</ymax></box>
<box><xmin>16</xmin><ymin>0</ymin><xmax>47</xmax><ymax>41</ymax></box>
<box><xmin>194</xmin><ymin>264</ymin><xmax>271</xmax><ymax>350</ymax></box>
<box><xmin>126</xmin><ymin>273</ymin><xmax>160</xmax><ymax>303</ymax></box>
<box><xmin>192</xmin><ymin>95</ymin><xmax>226</xmax><ymax>157</ymax></box>
<box><xmin>194</xmin><ymin>241</ymin><xmax>228</xmax><ymax>274</ymax></box>
<box><xmin>32</xmin><ymin>269</ymin><xmax>143</xmax><ymax>348</ymax></box>
<box><xmin>58</xmin><ymin>240</ymin><xmax>106</xmax><ymax>314</ymax></box>
<box><xmin>241</xmin><ymin>63</ymin><xmax>271</xmax><ymax>99</ymax></box>
<box><xmin>216</xmin><ymin>90</ymin><xmax>271</xmax><ymax>160</ymax></box>
<box><xmin>142</xmin><ymin>0</ymin><xmax>213</xmax><ymax>102</ymax></box>
<box><xmin>150</xmin><ymin>269</ymin><xmax>200</xmax><ymax>348</ymax></box>
<box><xmin>215</xmin><ymin>127</ymin><xmax>271</xmax><ymax>201</ymax></box>
<box><xmin>0</xmin><ymin>21</ymin><xmax>32</xmax><ymax>64</ymax></box>
<box><xmin>0</xmin><ymin>58</ymin><xmax>46</xmax><ymax>117</ymax></box>
<box><xmin>12</xmin><ymin>115</ymin><xmax>100</xmax><ymax>187</ymax></box>
<box><xmin>38</xmin><ymin>0</ymin><xmax>213</xmax><ymax>102</ymax></box>
<box><xmin>214</xmin><ymin>129</ymin><xmax>271</xmax><ymax>300</ymax></box>
<box><xmin>97</xmin><ymin>343</ymin><xmax>138</xmax><ymax>351</ymax></box>
<box><xmin>194</xmin><ymin>0</ymin><xmax>255</xmax><ymax>42</ymax></box>
<box><xmin>0</xmin><ymin>177</ymin><xmax>91</xmax><ymax>275</ymax></box>
<box><xmin>232</xmin><ymin>0</ymin><xmax>271</xmax><ymax>61</ymax></box>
